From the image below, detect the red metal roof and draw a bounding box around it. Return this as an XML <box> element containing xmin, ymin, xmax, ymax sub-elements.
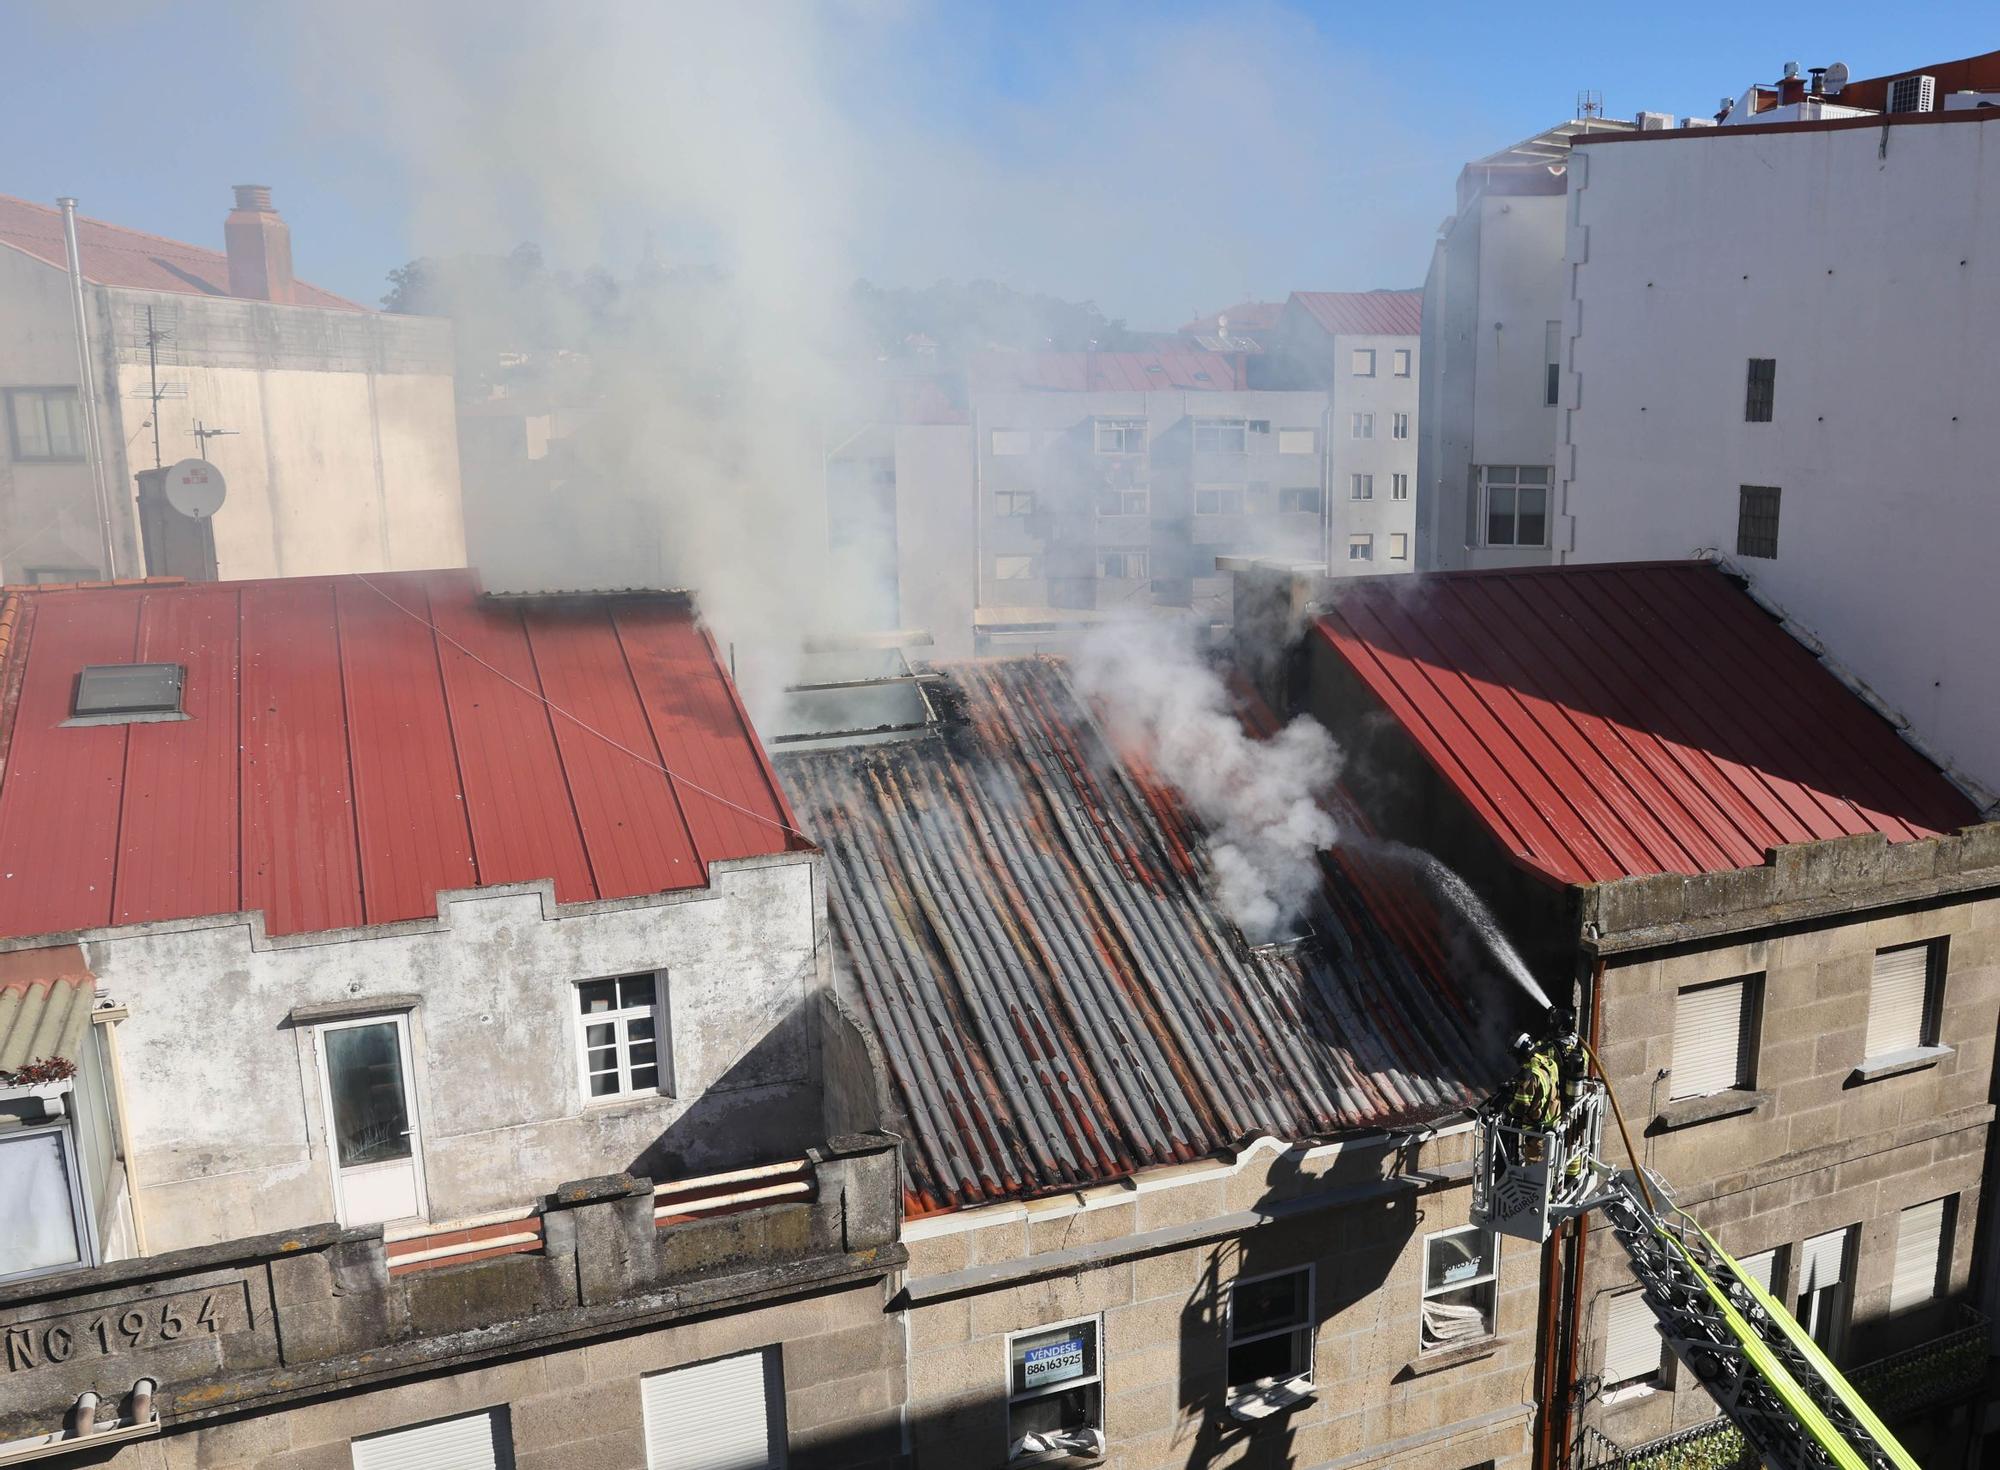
<box><xmin>1288</xmin><ymin>290</ymin><xmax>1422</xmax><ymax>338</ymax></box>
<box><xmin>970</xmin><ymin>349</ymin><xmax>1245</xmax><ymax>392</ymax></box>
<box><xmin>1317</xmin><ymin>562</ymin><xmax>1976</xmax><ymax>888</ymax></box>
<box><xmin>0</xmin><ymin>195</ymin><xmax>364</xmax><ymax>312</ymax></box>
<box><xmin>1176</xmin><ymin>300</ymin><xmax>1285</xmax><ymax>335</ymax></box>
<box><xmin>0</xmin><ymin>571</ymin><xmax>802</xmax><ymax>941</ymax></box>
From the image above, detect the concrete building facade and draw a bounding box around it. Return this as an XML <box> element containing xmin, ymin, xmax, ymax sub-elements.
<box><xmin>0</xmin><ymin>189</ymin><xmax>464</xmax><ymax>584</ymax></box>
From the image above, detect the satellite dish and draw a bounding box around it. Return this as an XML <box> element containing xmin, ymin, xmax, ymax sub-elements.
<box><xmin>1824</xmin><ymin>61</ymin><xmax>1849</xmax><ymax>94</ymax></box>
<box><xmin>162</xmin><ymin>458</ymin><xmax>226</xmax><ymax>519</ymax></box>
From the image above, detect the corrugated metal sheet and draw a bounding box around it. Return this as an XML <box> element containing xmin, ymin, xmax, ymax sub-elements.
<box><xmin>1317</xmin><ymin>562</ymin><xmax>1977</xmax><ymax>888</ymax></box>
<box><xmin>0</xmin><ymin>194</ymin><xmax>364</xmax><ymax>310</ymax></box>
<box><xmin>0</xmin><ymin>572</ymin><xmax>802</xmax><ymax>941</ymax></box>
<box><xmin>1289</xmin><ymin>290</ymin><xmax>1422</xmax><ymax>338</ymax></box>
<box><xmin>972</xmin><ymin>350</ymin><xmax>1245</xmax><ymax>393</ymax></box>
<box><xmin>777</xmin><ymin>659</ymin><xmax>1491</xmax><ymax>1215</ymax></box>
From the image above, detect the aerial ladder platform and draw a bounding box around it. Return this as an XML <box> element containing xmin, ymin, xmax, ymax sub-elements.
<box><xmin>1471</xmin><ymin>1027</ymin><xmax>1921</xmax><ymax>1470</ymax></box>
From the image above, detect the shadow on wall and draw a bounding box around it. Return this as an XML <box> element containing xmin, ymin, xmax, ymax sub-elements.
<box><xmin>626</xmin><ymin>998</ymin><xmax>820</xmax><ymax>1183</ymax></box>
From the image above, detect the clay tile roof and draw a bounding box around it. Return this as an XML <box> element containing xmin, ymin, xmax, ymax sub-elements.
<box><xmin>0</xmin><ymin>948</ymin><xmax>95</xmax><ymax>1074</ymax></box>
<box><xmin>1288</xmin><ymin>290</ymin><xmax>1423</xmax><ymax>338</ymax></box>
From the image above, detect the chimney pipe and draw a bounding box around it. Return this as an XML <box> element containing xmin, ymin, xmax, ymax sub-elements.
<box><xmin>224</xmin><ymin>184</ymin><xmax>293</xmax><ymax>304</ymax></box>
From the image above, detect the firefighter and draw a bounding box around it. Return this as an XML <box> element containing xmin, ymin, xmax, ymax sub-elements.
<box><xmin>1503</xmin><ymin>1031</ymin><xmax>1563</xmax><ymax>1133</ymax></box>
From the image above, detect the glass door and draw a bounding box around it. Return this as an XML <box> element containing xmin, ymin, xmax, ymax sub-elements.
<box><xmin>315</xmin><ymin>1015</ymin><xmax>427</xmax><ymax>1227</ymax></box>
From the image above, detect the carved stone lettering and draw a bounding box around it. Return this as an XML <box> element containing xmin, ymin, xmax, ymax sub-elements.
<box><xmin>0</xmin><ymin>1282</ymin><xmax>251</xmax><ymax>1376</ymax></box>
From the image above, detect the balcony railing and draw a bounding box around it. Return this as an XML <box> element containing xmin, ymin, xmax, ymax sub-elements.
<box><xmin>1575</xmin><ymin>1307</ymin><xmax>1989</xmax><ymax>1470</ymax></box>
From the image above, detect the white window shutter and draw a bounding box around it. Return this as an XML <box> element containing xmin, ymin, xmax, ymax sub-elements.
<box><xmin>1602</xmin><ymin>1292</ymin><xmax>1660</xmax><ymax>1386</ymax></box>
<box><xmin>1867</xmin><ymin>945</ymin><xmax>1931</xmax><ymax>1057</ymax></box>
<box><xmin>1737</xmin><ymin>1248</ymin><xmax>1779</xmax><ymax>1295</ymax></box>
<box><xmin>351</xmin><ymin>1412</ymin><xmax>502</xmax><ymax>1470</ymax></box>
<box><xmin>1671</xmin><ymin>979</ymin><xmax>1749</xmax><ymax>1099</ymax></box>
<box><xmin>1798</xmin><ymin>1229</ymin><xmax>1849</xmax><ymax>1293</ymax></box>
<box><xmin>644</xmin><ymin>1350</ymin><xmax>783</xmax><ymax>1470</ymax></box>
<box><xmin>1890</xmin><ymin>1198</ymin><xmax>1949</xmax><ymax>1312</ymax></box>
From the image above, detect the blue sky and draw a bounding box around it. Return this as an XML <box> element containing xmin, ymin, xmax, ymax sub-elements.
<box><xmin>3</xmin><ymin>2</ymin><xmax>1990</xmax><ymax>324</ymax></box>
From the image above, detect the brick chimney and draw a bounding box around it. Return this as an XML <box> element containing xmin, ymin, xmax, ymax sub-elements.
<box><xmin>223</xmin><ymin>185</ymin><xmax>294</xmax><ymax>304</ymax></box>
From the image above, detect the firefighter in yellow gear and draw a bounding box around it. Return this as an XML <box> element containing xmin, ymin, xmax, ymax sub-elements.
<box><xmin>1504</xmin><ymin>1040</ymin><xmax>1564</xmax><ymax>1132</ymax></box>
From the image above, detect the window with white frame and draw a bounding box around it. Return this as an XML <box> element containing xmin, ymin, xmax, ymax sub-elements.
<box><xmin>1347</xmin><ymin>534</ymin><xmax>1373</xmax><ymax>562</ymax></box>
<box><xmin>1227</xmin><ymin>1267</ymin><xmax>1314</xmax><ymax>1394</ymax></box>
<box><xmin>1096</xmin><ymin>488</ymin><xmax>1148</xmax><ymax>516</ymax></box>
<box><xmin>6</xmin><ymin>388</ymin><xmax>86</xmax><ymax>462</ymax></box>
<box><xmin>1350</xmin><ymin>412</ymin><xmax>1373</xmax><ymax>439</ymax></box>
<box><xmin>1193</xmin><ymin>419</ymin><xmax>1248</xmax><ymax>453</ymax></box>
<box><xmin>1006</xmin><ymin>1317</ymin><xmax>1102</xmax><ymax>1461</ymax></box>
<box><xmin>1866</xmin><ymin>940</ymin><xmax>1944</xmax><ymax>1059</ymax></box>
<box><xmin>1392</xmin><ymin>412</ymin><xmax>1409</xmax><ymax>440</ymax></box>
<box><xmin>994</xmin><ymin>555</ymin><xmax>1035</xmax><ymax>581</ymax></box>
<box><xmin>1389</xmin><ymin>533</ymin><xmax>1408</xmax><ymax>561</ymax></box>
<box><xmin>1351</xmin><ymin>348</ymin><xmax>1376</xmax><ymax>377</ymax></box>
<box><xmin>1669</xmin><ymin>975</ymin><xmax>1757</xmax><ymax>1101</ymax></box>
<box><xmin>0</xmin><ymin>1125</ymin><xmax>90</xmax><ymax>1281</ymax></box>
<box><xmin>575</xmin><ymin>973</ymin><xmax>668</xmax><ymax>1101</ymax></box>
<box><xmin>1094</xmin><ymin>419</ymin><xmax>1146</xmax><ymax>454</ymax></box>
<box><xmin>1351</xmin><ymin>473</ymin><xmax>1373</xmax><ymax>501</ymax></box>
<box><xmin>1195</xmin><ymin>487</ymin><xmax>1245</xmax><ymax>516</ymax></box>
<box><xmin>1277</xmin><ymin>428</ymin><xmax>1315</xmax><ymax>455</ymax></box>
<box><xmin>1602</xmin><ymin>1291</ymin><xmax>1662</xmax><ymax>1393</ymax></box>
<box><xmin>1796</xmin><ymin>1227</ymin><xmax>1852</xmax><ymax>1357</ymax></box>
<box><xmin>1391</xmin><ymin>473</ymin><xmax>1409</xmax><ymax>501</ymax></box>
<box><xmin>1420</xmin><ymin>1226</ymin><xmax>1497</xmax><ymax>1351</ymax></box>
<box><xmin>1393</xmin><ymin>348</ymin><xmax>1412</xmax><ymax>378</ymax></box>
<box><xmin>994</xmin><ymin>490</ymin><xmax>1035</xmax><ymax>517</ymax></box>
<box><xmin>1097</xmin><ymin>548</ymin><xmax>1149</xmax><ymax>580</ymax></box>
<box><xmin>642</xmin><ymin>1349</ymin><xmax>785</xmax><ymax>1470</ymax></box>
<box><xmin>350</xmin><ymin>1409</ymin><xmax>510</xmax><ymax>1470</ymax></box>
<box><xmin>1279</xmin><ymin>487</ymin><xmax>1323</xmax><ymax>514</ymax></box>
<box><xmin>1890</xmin><ymin>1196</ymin><xmax>1953</xmax><ymax>1313</ymax></box>
<box><xmin>1481</xmin><ymin>466</ymin><xmax>1550</xmax><ymax>547</ymax></box>
<box><xmin>990</xmin><ymin>429</ymin><xmax>1030</xmax><ymax>456</ymax></box>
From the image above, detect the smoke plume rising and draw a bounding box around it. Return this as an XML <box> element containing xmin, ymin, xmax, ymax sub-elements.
<box><xmin>1073</xmin><ymin>618</ymin><xmax>1340</xmax><ymax>942</ymax></box>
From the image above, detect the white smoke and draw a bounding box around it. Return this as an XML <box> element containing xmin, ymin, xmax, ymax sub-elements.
<box><xmin>1073</xmin><ymin>618</ymin><xmax>1340</xmax><ymax>942</ymax></box>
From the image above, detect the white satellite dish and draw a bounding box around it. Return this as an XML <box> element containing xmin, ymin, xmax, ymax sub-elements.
<box><xmin>1824</xmin><ymin>61</ymin><xmax>1850</xmax><ymax>95</ymax></box>
<box><xmin>162</xmin><ymin>458</ymin><xmax>226</xmax><ymax>519</ymax></box>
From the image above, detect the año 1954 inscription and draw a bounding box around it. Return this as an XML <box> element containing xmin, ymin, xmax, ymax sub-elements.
<box><xmin>4</xmin><ymin>1282</ymin><xmax>250</xmax><ymax>1373</ymax></box>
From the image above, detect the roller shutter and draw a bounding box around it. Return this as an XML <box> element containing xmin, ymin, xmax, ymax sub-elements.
<box><xmin>1890</xmin><ymin>1198</ymin><xmax>1950</xmax><ymax>1312</ymax></box>
<box><xmin>1671</xmin><ymin>978</ymin><xmax>1751</xmax><ymax>1100</ymax></box>
<box><xmin>643</xmin><ymin>1350</ymin><xmax>783</xmax><ymax>1470</ymax></box>
<box><xmin>1602</xmin><ymin>1291</ymin><xmax>1660</xmax><ymax>1388</ymax></box>
<box><xmin>1798</xmin><ymin>1228</ymin><xmax>1849</xmax><ymax>1294</ymax></box>
<box><xmin>350</xmin><ymin>1411</ymin><xmax>503</xmax><ymax>1470</ymax></box>
<box><xmin>1866</xmin><ymin>944</ymin><xmax>1932</xmax><ymax>1057</ymax></box>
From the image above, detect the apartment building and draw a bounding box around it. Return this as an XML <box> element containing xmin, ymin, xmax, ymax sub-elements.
<box><xmin>1556</xmin><ymin>60</ymin><xmax>2000</xmax><ymax>801</ymax></box>
<box><xmin>1234</xmin><ymin>558</ymin><xmax>1997</xmax><ymax>1469</ymax></box>
<box><xmin>0</xmin><ymin>189</ymin><xmax>465</xmax><ymax>583</ymax></box>
<box><xmin>0</xmin><ymin>572</ymin><xmax>903</xmax><ymax>1468</ymax></box>
<box><xmin>780</xmin><ymin>657</ymin><xmax>1537</xmax><ymax>1470</ymax></box>
<box><xmin>1415</xmin><ymin>120</ymin><xmax>1635</xmax><ymax>571</ymax></box>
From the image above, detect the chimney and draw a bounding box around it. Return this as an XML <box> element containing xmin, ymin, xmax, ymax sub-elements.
<box><xmin>223</xmin><ymin>184</ymin><xmax>293</xmax><ymax>304</ymax></box>
<box><xmin>1778</xmin><ymin>60</ymin><xmax>1807</xmax><ymax>106</ymax></box>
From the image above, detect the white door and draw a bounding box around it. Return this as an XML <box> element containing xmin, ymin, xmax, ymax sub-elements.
<box><xmin>316</xmin><ymin>1015</ymin><xmax>427</xmax><ymax>1227</ymax></box>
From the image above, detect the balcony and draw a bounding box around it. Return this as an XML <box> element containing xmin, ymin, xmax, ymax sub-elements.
<box><xmin>1576</xmin><ymin>1307</ymin><xmax>1989</xmax><ymax>1469</ymax></box>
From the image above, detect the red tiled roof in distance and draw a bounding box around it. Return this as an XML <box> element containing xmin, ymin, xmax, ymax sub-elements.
<box><xmin>1288</xmin><ymin>290</ymin><xmax>1422</xmax><ymax>338</ymax></box>
<box><xmin>0</xmin><ymin>571</ymin><xmax>804</xmax><ymax>941</ymax></box>
<box><xmin>970</xmin><ymin>349</ymin><xmax>1245</xmax><ymax>393</ymax></box>
<box><xmin>0</xmin><ymin>195</ymin><xmax>365</xmax><ymax>312</ymax></box>
<box><xmin>1316</xmin><ymin>562</ymin><xmax>1977</xmax><ymax>888</ymax></box>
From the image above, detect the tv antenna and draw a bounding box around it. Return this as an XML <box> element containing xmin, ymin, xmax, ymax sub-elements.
<box><xmin>134</xmin><ymin>305</ymin><xmax>187</xmax><ymax>469</ymax></box>
<box><xmin>189</xmin><ymin>420</ymin><xmax>238</xmax><ymax>462</ymax></box>
<box><xmin>1576</xmin><ymin>89</ymin><xmax>1605</xmax><ymax>121</ymax></box>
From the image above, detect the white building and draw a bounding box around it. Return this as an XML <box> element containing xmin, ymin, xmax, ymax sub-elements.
<box><xmin>1559</xmin><ymin>90</ymin><xmax>2000</xmax><ymax>801</ymax></box>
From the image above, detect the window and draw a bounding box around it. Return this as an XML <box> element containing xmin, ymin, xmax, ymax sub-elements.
<box><xmin>1545</xmin><ymin>321</ymin><xmax>1562</xmax><ymax>407</ymax></box>
<box><xmin>990</xmin><ymin>429</ymin><xmax>1030</xmax><ymax>456</ymax></box>
<box><xmin>1796</xmin><ymin>1227</ymin><xmax>1852</xmax><ymax>1357</ymax></box>
<box><xmin>1096</xmin><ymin>489</ymin><xmax>1147</xmax><ymax>516</ymax></box>
<box><xmin>1347</xmin><ymin>534</ymin><xmax>1373</xmax><ymax>562</ymax></box>
<box><xmin>1745</xmin><ymin>358</ymin><xmax>1776</xmax><ymax>422</ymax></box>
<box><xmin>994</xmin><ymin>490</ymin><xmax>1035</xmax><ymax>517</ymax></box>
<box><xmin>1392</xmin><ymin>412</ymin><xmax>1409</xmax><ymax>440</ymax></box>
<box><xmin>1889</xmin><ymin>1197</ymin><xmax>1954</xmax><ymax>1313</ymax></box>
<box><xmin>642</xmin><ymin>1350</ymin><xmax>785</xmax><ymax>1470</ymax></box>
<box><xmin>1248</xmin><ymin>419</ymin><xmax>1271</xmax><ymax>435</ymax></box>
<box><xmin>1097</xmin><ymin>549</ymin><xmax>1149</xmax><ymax>580</ymax></box>
<box><xmin>1866</xmin><ymin>940</ymin><xmax>1943</xmax><ymax>1059</ymax></box>
<box><xmin>1195</xmin><ymin>487</ymin><xmax>1245</xmax><ymax>516</ymax></box>
<box><xmin>1094</xmin><ymin>419</ymin><xmax>1145</xmax><ymax>454</ymax></box>
<box><xmin>1393</xmin><ymin>348</ymin><xmax>1412</xmax><ymax>378</ymax></box>
<box><xmin>1194</xmin><ymin>419</ymin><xmax>1248</xmax><ymax>453</ymax></box>
<box><xmin>1545</xmin><ymin>363</ymin><xmax>1561</xmax><ymax>407</ymax></box>
<box><xmin>1669</xmin><ymin>976</ymin><xmax>1757</xmax><ymax>1101</ymax></box>
<box><xmin>26</xmin><ymin>567</ymin><xmax>97</xmax><ymax>586</ymax></box>
<box><xmin>1351</xmin><ymin>348</ymin><xmax>1376</xmax><ymax>377</ymax></box>
<box><xmin>350</xmin><ymin>1410</ymin><xmax>509</xmax><ymax>1470</ymax></box>
<box><xmin>575</xmin><ymin>973</ymin><xmax>668</xmax><ymax>1101</ymax></box>
<box><xmin>1277</xmin><ymin>428</ymin><xmax>1315</xmax><ymax>455</ymax></box>
<box><xmin>1389</xmin><ymin>533</ymin><xmax>1408</xmax><ymax>561</ymax></box>
<box><xmin>1350</xmin><ymin>412</ymin><xmax>1374</xmax><ymax>439</ymax></box>
<box><xmin>1421</xmin><ymin>1226</ymin><xmax>1497</xmax><ymax>1351</ymax></box>
<box><xmin>1279</xmin><ymin>487</ymin><xmax>1323</xmax><ymax>514</ymax></box>
<box><xmin>6</xmin><ymin>389</ymin><xmax>85</xmax><ymax>462</ymax></box>
<box><xmin>1227</xmin><ymin>1267</ymin><xmax>1313</xmax><ymax>1394</ymax></box>
<box><xmin>1350</xmin><ymin>474</ymin><xmax>1374</xmax><ymax>501</ymax></box>
<box><xmin>1481</xmin><ymin>466</ymin><xmax>1550</xmax><ymax>548</ymax></box>
<box><xmin>994</xmin><ymin>555</ymin><xmax>1035</xmax><ymax>581</ymax></box>
<box><xmin>0</xmin><ymin>1126</ymin><xmax>89</xmax><ymax>1281</ymax></box>
<box><xmin>1391</xmin><ymin>473</ymin><xmax>1409</xmax><ymax>501</ymax></box>
<box><xmin>1737</xmin><ymin>485</ymin><xmax>1780</xmax><ymax>559</ymax></box>
<box><xmin>1007</xmin><ymin>1318</ymin><xmax>1102</xmax><ymax>1461</ymax></box>
<box><xmin>1602</xmin><ymin>1291</ymin><xmax>1662</xmax><ymax>1393</ymax></box>
<box><xmin>1737</xmin><ymin>1247</ymin><xmax>1781</xmax><ymax>1296</ymax></box>
<box><xmin>69</xmin><ymin>662</ymin><xmax>185</xmax><ymax>723</ymax></box>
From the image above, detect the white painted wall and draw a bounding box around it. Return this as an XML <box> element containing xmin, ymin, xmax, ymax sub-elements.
<box><xmin>64</xmin><ymin>856</ymin><xmax>822</xmax><ymax>1253</ymax></box>
<box><xmin>1325</xmin><ymin>331</ymin><xmax>1419</xmax><ymax>574</ymax></box>
<box><xmin>1561</xmin><ymin>116</ymin><xmax>2000</xmax><ymax>797</ymax></box>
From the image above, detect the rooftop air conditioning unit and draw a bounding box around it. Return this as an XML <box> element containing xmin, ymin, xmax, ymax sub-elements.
<box><xmin>1886</xmin><ymin>74</ymin><xmax>1937</xmax><ymax>113</ymax></box>
<box><xmin>1636</xmin><ymin>110</ymin><xmax>1676</xmax><ymax>131</ymax></box>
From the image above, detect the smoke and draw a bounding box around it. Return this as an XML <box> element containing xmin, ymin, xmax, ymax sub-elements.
<box><xmin>1073</xmin><ymin>617</ymin><xmax>1339</xmax><ymax>942</ymax></box>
